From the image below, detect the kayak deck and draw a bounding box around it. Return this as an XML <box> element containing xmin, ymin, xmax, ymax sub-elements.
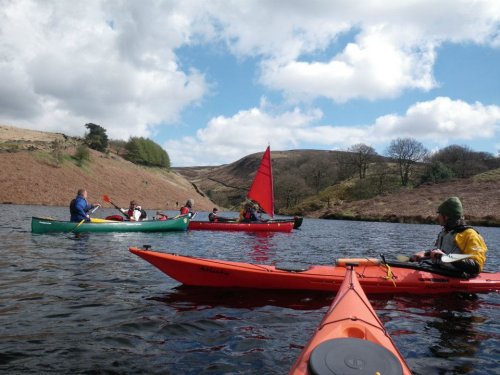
<box><xmin>129</xmin><ymin>247</ymin><xmax>500</xmax><ymax>295</ymax></box>
<box><xmin>289</xmin><ymin>266</ymin><xmax>412</xmax><ymax>374</ymax></box>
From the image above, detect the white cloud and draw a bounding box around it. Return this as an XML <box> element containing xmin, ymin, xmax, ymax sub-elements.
<box><xmin>0</xmin><ymin>0</ymin><xmax>499</xmax><ymax>144</ymax></box>
<box><xmin>0</xmin><ymin>0</ymin><xmax>208</xmax><ymax>139</ymax></box>
<box><xmin>209</xmin><ymin>0</ymin><xmax>499</xmax><ymax>101</ymax></box>
<box><xmin>165</xmin><ymin>106</ymin><xmax>323</xmax><ymax>166</ymax></box>
<box><xmin>166</xmin><ymin>97</ymin><xmax>500</xmax><ymax>166</ymax></box>
<box><xmin>261</xmin><ymin>27</ymin><xmax>436</xmax><ymax>102</ymax></box>
<box><xmin>371</xmin><ymin>97</ymin><xmax>500</xmax><ymax>141</ymax></box>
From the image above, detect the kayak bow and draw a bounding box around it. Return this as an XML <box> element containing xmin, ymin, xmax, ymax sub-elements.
<box><xmin>289</xmin><ymin>265</ymin><xmax>412</xmax><ymax>374</ymax></box>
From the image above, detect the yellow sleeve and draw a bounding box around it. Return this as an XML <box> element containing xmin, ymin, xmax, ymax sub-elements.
<box><xmin>455</xmin><ymin>229</ymin><xmax>488</xmax><ymax>271</ymax></box>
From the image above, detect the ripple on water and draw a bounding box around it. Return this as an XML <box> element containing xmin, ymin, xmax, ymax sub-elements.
<box><xmin>1</xmin><ymin>205</ymin><xmax>499</xmax><ymax>374</ymax></box>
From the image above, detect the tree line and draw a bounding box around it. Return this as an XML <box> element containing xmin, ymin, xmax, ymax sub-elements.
<box><xmin>81</xmin><ymin>123</ymin><xmax>170</xmax><ymax>168</ymax></box>
<box><xmin>273</xmin><ymin>138</ymin><xmax>499</xmax><ymax>212</ymax></box>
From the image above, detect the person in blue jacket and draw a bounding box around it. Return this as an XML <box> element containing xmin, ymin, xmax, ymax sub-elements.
<box><xmin>69</xmin><ymin>189</ymin><xmax>101</xmax><ymax>222</ymax></box>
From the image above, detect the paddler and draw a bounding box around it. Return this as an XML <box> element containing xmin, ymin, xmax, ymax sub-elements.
<box><xmin>180</xmin><ymin>199</ymin><xmax>194</xmax><ymax>217</ymax></box>
<box><xmin>411</xmin><ymin>196</ymin><xmax>488</xmax><ymax>277</ymax></box>
<box><xmin>208</xmin><ymin>207</ymin><xmax>219</xmax><ymax>222</ymax></box>
<box><xmin>239</xmin><ymin>201</ymin><xmax>260</xmax><ymax>222</ymax></box>
<box><xmin>120</xmin><ymin>200</ymin><xmax>146</xmax><ymax>221</ymax></box>
<box><xmin>69</xmin><ymin>189</ymin><xmax>101</xmax><ymax>222</ymax></box>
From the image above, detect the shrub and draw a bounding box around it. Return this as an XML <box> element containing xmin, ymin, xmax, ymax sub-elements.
<box><xmin>74</xmin><ymin>144</ymin><xmax>90</xmax><ymax>166</ymax></box>
<box><xmin>420</xmin><ymin>161</ymin><xmax>454</xmax><ymax>184</ymax></box>
<box><xmin>125</xmin><ymin>137</ymin><xmax>170</xmax><ymax>168</ymax></box>
<box><xmin>51</xmin><ymin>139</ymin><xmax>65</xmax><ymax>166</ymax></box>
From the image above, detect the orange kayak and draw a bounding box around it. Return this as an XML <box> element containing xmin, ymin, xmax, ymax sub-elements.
<box><xmin>129</xmin><ymin>247</ymin><xmax>500</xmax><ymax>295</ymax></box>
<box><xmin>289</xmin><ymin>265</ymin><xmax>412</xmax><ymax>374</ymax></box>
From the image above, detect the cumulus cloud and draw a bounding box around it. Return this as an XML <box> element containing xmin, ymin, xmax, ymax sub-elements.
<box><xmin>210</xmin><ymin>0</ymin><xmax>499</xmax><ymax>101</ymax></box>
<box><xmin>0</xmin><ymin>0</ymin><xmax>499</xmax><ymax>146</ymax></box>
<box><xmin>261</xmin><ymin>27</ymin><xmax>437</xmax><ymax>102</ymax></box>
<box><xmin>166</xmin><ymin>97</ymin><xmax>500</xmax><ymax>166</ymax></box>
<box><xmin>0</xmin><ymin>0</ymin><xmax>208</xmax><ymax>138</ymax></box>
<box><xmin>165</xmin><ymin>106</ymin><xmax>323</xmax><ymax>166</ymax></box>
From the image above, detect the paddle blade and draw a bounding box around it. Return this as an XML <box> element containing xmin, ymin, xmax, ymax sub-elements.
<box><xmin>441</xmin><ymin>254</ymin><xmax>473</xmax><ymax>263</ymax></box>
<box><xmin>102</xmin><ymin>195</ymin><xmax>111</xmax><ymax>203</ymax></box>
<box><xmin>396</xmin><ymin>255</ymin><xmax>411</xmax><ymax>262</ymax></box>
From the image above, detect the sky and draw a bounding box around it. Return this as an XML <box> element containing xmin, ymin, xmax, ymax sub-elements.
<box><xmin>1</xmin><ymin>0</ymin><xmax>499</xmax><ymax>166</ymax></box>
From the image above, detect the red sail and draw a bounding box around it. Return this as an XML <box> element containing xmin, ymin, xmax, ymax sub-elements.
<box><xmin>247</xmin><ymin>146</ymin><xmax>274</xmax><ymax>217</ymax></box>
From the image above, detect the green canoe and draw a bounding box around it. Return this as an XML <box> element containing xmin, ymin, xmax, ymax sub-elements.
<box><xmin>31</xmin><ymin>215</ymin><xmax>190</xmax><ymax>233</ymax></box>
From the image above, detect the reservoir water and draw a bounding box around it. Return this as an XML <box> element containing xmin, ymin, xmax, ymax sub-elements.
<box><xmin>1</xmin><ymin>204</ymin><xmax>499</xmax><ymax>374</ymax></box>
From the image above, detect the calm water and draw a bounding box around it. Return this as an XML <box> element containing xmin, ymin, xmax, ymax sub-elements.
<box><xmin>1</xmin><ymin>204</ymin><xmax>499</xmax><ymax>374</ymax></box>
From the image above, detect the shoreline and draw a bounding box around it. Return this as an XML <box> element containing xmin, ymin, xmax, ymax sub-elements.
<box><xmin>6</xmin><ymin>202</ymin><xmax>498</xmax><ymax>227</ymax></box>
<box><xmin>321</xmin><ymin>212</ymin><xmax>500</xmax><ymax>227</ymax></box>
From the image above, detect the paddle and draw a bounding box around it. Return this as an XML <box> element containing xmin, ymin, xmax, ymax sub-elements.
<box><xmin>102</xmin><ymin>195</ymin><xmax>129</xmax><ymax>219</ymax></box>
<box><xmin>72</xmin><ymin>205</ymin><xmax>99</xmax><ymax>232</ymax></box>
<box><xmin>396</xmin><ymin>253</ymin><xmax>473</xmax><ymax>263</ymax></box>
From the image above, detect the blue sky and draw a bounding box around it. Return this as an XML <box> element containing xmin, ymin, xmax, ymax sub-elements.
<box><xmin>1</xmin><ymin>1</ymin><xmax>499</xmax><ymax>166</ymax></box>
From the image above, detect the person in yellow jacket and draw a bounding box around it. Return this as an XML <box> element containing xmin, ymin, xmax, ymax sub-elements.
<box><xmin>411</xmin><ymin>197</ymin><xmax>487</xmax><ymax>277</ymax></box>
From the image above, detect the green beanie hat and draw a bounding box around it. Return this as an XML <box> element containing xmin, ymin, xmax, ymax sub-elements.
<box><xmin>437</xmin><ymin>197</ymin><xmax>464</xmax><ymax>219</ymax></box>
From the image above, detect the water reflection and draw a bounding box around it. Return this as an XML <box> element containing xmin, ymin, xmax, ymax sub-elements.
<box><xmin>244</xmin><ymin>232</ymin><xmax>277</xmax><ymax>262</ymax></box>
<box><xmin>150</xmin><ymin>286</ymin><xmax>333</xmax><ymax>312</ymax></box>
<box><xmin>427</xmin><ymin>294</ymin><xmax>490</xmax><ymax>374</ymax></box>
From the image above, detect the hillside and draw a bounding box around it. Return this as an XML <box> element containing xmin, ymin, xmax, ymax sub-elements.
<box><xmin>309</xmin><ymin>171</ymin><xmax>500</xmax><ymax>226</ymax></box>
<box><xmin>0</xmin><ymin>125</ymin><xmax>215</xmax><ymax>210</ymax></box>
<box><xmin>175</xmin><ymin>149</ymin><xmax>347</xmax><ymax>209</ymax></box>
<box><xmin>176</xmin><ymin>148</ymin><xmax>500</xmax><ymax>226</ymax></box>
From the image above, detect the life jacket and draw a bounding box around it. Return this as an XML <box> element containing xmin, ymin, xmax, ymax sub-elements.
<box><xmin>127</xmin><ymin>208</ymin><xmax>147</xmax><ymax>220</ymax></box>
<box><xmin>435</xmin><ymin>225</ymin><xmax>487</xmax><ymax>272</ymax></box>
<box><xmin>244</xmin><ymin>210</ymin><xmax>251</xmax><ymax>220</ymax></box>
<box><xmin>435</xmin><ymin>225</ymin><xmax>474</xmax><ymax>254</ymax></box>
<box><xmin>180</xmin><ymin>206</ymin><xmax>189</xmax><ymax>215</ymax></box>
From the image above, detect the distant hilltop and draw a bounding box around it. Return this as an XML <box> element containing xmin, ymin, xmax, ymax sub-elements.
<box><xmin>0</xmin><ymin>124</ymin><xmax>215</xmax><ymax>210</ymax></box>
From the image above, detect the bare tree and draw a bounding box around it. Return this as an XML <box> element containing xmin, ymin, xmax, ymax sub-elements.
<box><xmin>347</xmin><ymin>144</ymin><xmax>378</xmax><ymax>179</ymax></box>
<box><xmin>275</xmin><ymin>172</ymin><xmax>312</xmax><ymax>210</ymax></box>
<box><xmin>386</xmin><ymin>138</ymin><xmax>428</xmax><ymax>186</ymax></box>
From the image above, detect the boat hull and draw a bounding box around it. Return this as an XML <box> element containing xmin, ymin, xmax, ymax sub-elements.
<box><xmin>289</xmin><ymin>266</ymin><xmax>411</xmax><ymax>374</ymax></box>
<box><xmin>129</xmin><ymin>247</ymin><xmax>500</xmax><ymax>294</ymax></box>
<box><xmin>32</xmin><ymin>216</ymin><xmax>189</xmax><ymax>233</ymax></box>
<box><xmin>188</xmin><ymin>220</ymin><xmax>294</xmax><ymax>232</ymax></box>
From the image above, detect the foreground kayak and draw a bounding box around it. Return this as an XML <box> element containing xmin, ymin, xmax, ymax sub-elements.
<box><xmin>289</xmin><ymin>265</ymin><xmax>411</xmax><ymax>374</ymax></box>
<box><xmin>129</xmin><ymin>247</ymin><xmax>500</xmax><ymax>294</ymax></box>
<box><xmin>188</xmin><ymin>220</ymin><xmax>296</xmax><ymax>232</ymax></box>
<box><xmin>32</xmin><ymin>216</ymin><xmax>190</xmax><ymax>233</ymax></box>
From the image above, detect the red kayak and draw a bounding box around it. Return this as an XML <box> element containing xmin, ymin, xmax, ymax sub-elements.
<box><xmin>129</xmin><ymin>247</ymin><xmax>500</xmax><ymax>295</ymax></box>
<box><xmin>289</xmin><ymin>265</ymin><xmax>412</xmax><ymax>374</ymax></box>
<box><xmin>188</xmin><ymin>220</ymin><xmax>295</xmax><ymax>232</ymax></box>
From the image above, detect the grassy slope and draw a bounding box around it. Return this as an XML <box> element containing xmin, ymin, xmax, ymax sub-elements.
<box><xmin>0</xmin><ymin>150</ymin><xmax>215</xmax><ymax>210</ymax></box>
<box><xmin>305</xmin><ymin>169</ymin><xmax>500</xmax><ymax>226</ymax></box>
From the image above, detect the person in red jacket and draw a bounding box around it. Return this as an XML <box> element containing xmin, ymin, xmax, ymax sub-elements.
<box><xmin>180</xmin><ymin>199</ymin><xmax>194</xmax><ymax>217</ymax></box>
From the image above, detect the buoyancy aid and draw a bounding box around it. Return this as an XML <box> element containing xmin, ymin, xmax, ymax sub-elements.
<box><xmin>436</xmin><ymin>225</ymin><xmax>487</xmax><ymax>271</ymax></box>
